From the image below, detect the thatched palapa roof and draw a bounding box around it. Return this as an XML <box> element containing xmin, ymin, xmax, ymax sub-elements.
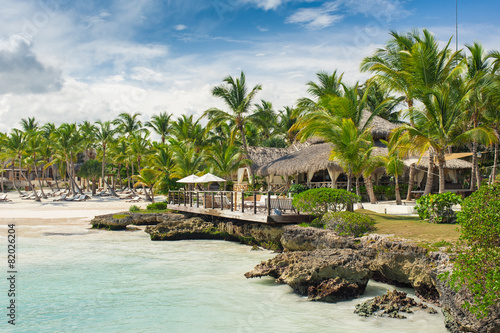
<box><xmin>257</xmin><ymin>141</ymin><xmax>389</xmax><ymax>177</ymax></box>
<box><xmin>360</xmin><ymin>111</ymin><xmax>400</xmax><ymax>140</ymax></box>
<box><xmin>404</xmin><ymin>157</ymin><xmax>473</xmax><ymax>170</ymax></box>
<box><xmin>247</xmin><ymin>146</ymin><xmax>290</xmax><ymax>171</ymax></box>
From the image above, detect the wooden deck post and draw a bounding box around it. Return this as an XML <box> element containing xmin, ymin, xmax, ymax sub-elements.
<box><xmin>196</xmin><ymin>192</ymin><xmax>199</xmax><ymax>208</ymax></box>
<box><xmin>204</xmin><ymin>192</ymin><xmax>207</xmax><ymax>209</ymax></box>
<box><xmin>220</xmin><ymin>191</ymin><xmax>224</xmax><ymax>210</ymax></box>
<box><xmin>230</xmin><ymin>192</ymin><xmax>234</xmax><ymax>211</ymax></box>
<box><xmin>267</xmin><ymin>191</ymin><xmax>271</xmax><ymax>216</ymax></box>
<box><xmin>212</xmin><ymin>192</ymin><xmax>215</xmax><ymax>209</ymax></box>
<box><xmin>241</xmin><ymin>190</ymin><xmax>245</xmax><ymax>213</ymax></box>
<box><xmin>189</xmin><ymin>191</ymin><xmax>192</xmax><ymax>207</ymax></box>
<box><xmin>253</xmin><ymin>192</ymin><xmax>257</xmax><ymax>215</ymax></box>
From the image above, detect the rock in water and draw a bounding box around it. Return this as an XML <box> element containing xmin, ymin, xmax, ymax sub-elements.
<box><xmin>354</xmin><ymin>290</ymin><xmax>435</xmax><ymax>319</ymax></box>
<box><xmin>245</xmin><ymin>249</ymin><xmax>371</xmax><ymax>302</ymax></box>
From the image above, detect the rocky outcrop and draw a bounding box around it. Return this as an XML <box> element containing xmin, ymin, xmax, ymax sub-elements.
<box><xmin>144</xmin><ymin>214</ymin><xmax>284</xmax><ymax>251</ymax></box>
<box><xmin>245</xmin><ymin>249</ymin><xmax>371</xmax><ymax>301</ymax></box>
<box><xmin>91</xmin><ymin>212</ymin><xmax>186</xmax><ymax>230</ymax></box>
<box><xmin>246</xmin><ymin>226</ymin><xmax>499</xmax><ymax>332</ymax></box>
<box><xmin>354</xmin><ymin>290</ymin><xmax>438</xmax><ymax>319</ymax></box>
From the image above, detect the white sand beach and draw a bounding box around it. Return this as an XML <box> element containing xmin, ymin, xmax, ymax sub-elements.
<box><xmin>0</xmin><ymin>193</ymin><xmax>156</xmax><ymax>220</ymax></box>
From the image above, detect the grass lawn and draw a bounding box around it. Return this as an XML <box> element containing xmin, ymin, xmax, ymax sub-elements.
<box><xmin>356</xmin><ymin>209</ymin><xmax>461</xmax><ymax>246</ymax></box>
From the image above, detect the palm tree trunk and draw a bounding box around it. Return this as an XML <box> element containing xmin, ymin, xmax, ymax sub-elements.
<box><xmin>406</xmin><ymin>163</ymin><xmax>415</xmax><ymax>200</ymax></box>
<box><xmin>91</xmin><ymin>177</ymin><xmax>97</xmax><ymax>196</ymax></box>
<box><xmin>437</xmin><ymin>152</ymin><xmax>446</xmax><ymax>193</ymax></box>
<box><xmin>52</xmin><ymin>163</ymin><xmax>61</xmax><ymax>191</ymax></box>
<box><xmin>423</xmin><ymin>150</ymin><xmax>434</xmax><ymax>195</ymax></box>
<box><xmin>365</xmin><ymin>174</ymin><xmax>377</xmax><ymax>204</ymax></box>
<box><xmin>395</xmin><ymin>176</ymin><xmax>401</xmax><ymax>205</ymax></box>
<box><xmin>101</xmin><ymin>144</ymin><xmax>106</xmax><ymax>190</ymax></box>
<box><xmin>117</xmin><ymin>164</ymin><xmax>122</xmax><ymax>190</ymax></box>
<box><xmin>20</xmin><ymin>157</ymin><xmax>40</xmax><ymax>201</ymax></box>
<box><xmin>470</xmin><ymin>142</ymin><xmax>477</xmax><ymax>191</ymax></box>
<box><xmin>355</xmin><ymin>176</ymin><xmax>363</xmax><ymax>209</ymax></box>
<box><xmin>126</xmin><ymin>165</ymin><xmax>131</xmax><ymax>189</ymax></box>
<box><xmin>347</xmin><ymin>172</ymin><xmax>352</xmax><ymax>192</ymax></box>
<box><xmin>1</xmin><ymin>162</ymin><xmax>5</xmax><ymax>193</ymax></box>
<box><xmin>34</xmin><ymin>161</ymin><xmax>47</xmax><ymax>198</ymax></box>
<box><xmin>490</xmin><ymin>143</ymin><xmax>498</xmax><ymax>185</ymax></box>
<box><xmin>10</xmin><ymin>163</ymin><xmax>22</xmax><ymax>195</ymax></box>
<box><xmin>239</xmin><ymin>126</ymin><xmax>255</xmax><ymax>188</ymax></box>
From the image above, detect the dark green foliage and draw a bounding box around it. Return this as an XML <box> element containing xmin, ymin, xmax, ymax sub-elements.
<box><xmin>415</xmin><ymin>192</ymin><xmax>462</xmax><ymax>223</ymax></box>
<box><xmin>292</xmin><ymin>188</ymin><xmax>360</xmax><ymax>220</ymax></box>
<box><xmin>147</xmin><ymin>202</ymin><xmax>168</xmax><ymax>210</ymax></box>
<box><xmin>445</xmin><ymin>183</ymin><xmax>500</xmax><ymax>318</ymax></box>
<box><xmin>323</xmin><ymin>211</ymin><xmax>375</xmax><ymax>237</ymax></box>
<box><xmin>129</xmin><ymin>205</ymin><xmax>140</xmax><ymax>212</ymax></box>
<box><xmin>78</xmin><ymin>159</ymin><xmax>102</xmax><ymax>178</ymax></box>
<box><xmin>288</xmin><ymin>184</ymin><xmax>309</xmax><ymax>197</ymax></box>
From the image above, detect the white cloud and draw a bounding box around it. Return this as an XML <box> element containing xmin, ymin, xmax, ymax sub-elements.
<box><xmin>257</xmin><ymin>26</ymin><xmax>269</xmax><ymax>32</ymax></box>
<box><xmin>241</xmin><ymin>0</ymin><xmax>289</xmax><ymax>11</ymax></box>
<box><xmin>0</xmin><ymin>35</ymin><xmax>63</xmax><ymax>94</ymax></box>
<box><xmin>286</xmin><ymin>2</ymin><xmax>344</xmax><ymax>30</ymax></box>
<box><xmin>174</xmin><ymin>24</ymin><xmax>188</xmax><ymax>31</ymax></box>
<box><xmin>337</xmin><ymin>0</ymin><xmax>410</xmax><ymax>22</ymax></box>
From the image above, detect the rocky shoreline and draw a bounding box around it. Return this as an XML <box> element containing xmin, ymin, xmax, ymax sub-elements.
<box><xmin>91</xmin><ymin>211</ymin><xmax>500</xmax><ymax>333</ymax></box>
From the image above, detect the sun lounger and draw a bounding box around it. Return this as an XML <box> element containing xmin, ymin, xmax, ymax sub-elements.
<box><xmin>53</xmin><ymin>194</ymin><xmax>67</xmax><ymax>201</ymax></box>
<box><xmin>125</xmin><ymin>196</ymin><xmax>141</xmax><ymax>202</ymax></box>
<box><xmin>0</xmin><ymin>194</ymin><xmax>11</xmax><ymax>202</ymax></box>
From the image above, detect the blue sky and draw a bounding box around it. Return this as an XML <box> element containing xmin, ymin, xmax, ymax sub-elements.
<box><xmin>1</xmin><ymin>0</ymin><xmax>499</xmax><ymax>133</ymax></box>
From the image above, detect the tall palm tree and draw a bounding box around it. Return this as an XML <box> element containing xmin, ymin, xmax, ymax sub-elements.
<box><xmin>94</xmin><ymin>121</ymin><xmax>116</xmax><ymax>192</ymax></box>
<box><xmin>113</xmin><ymin>112</ymin><xmax>146</xmax><ymax>138</ymax></box>
<box><xmin>203</xmin><ymin>71</ymin><xmax>263</xmax><ymax>186</ymax></box>
<box><xmin>132</xmin><ymin>168</ymin><xmax>163</xmax><ymax>204</ymax></box>
<box><xmin>380</xmin><ymin>138</ymin><xmax>405</xmax><ymax>205</ymax></box>
<box><xmin>3</xmin><ymin>129</ymin><xmax>27</xmax><ymax>195</ymax></box>
<box><xmin>397</xmin><ymin>82</ymin><xmax>497</xmax><ymax>193</ymax></box>
<box><xmin>171</xmin><ymin>142</ymin><xmax>204</xmax><ymax>179</ymax></box>
<box><xmin>359</xmin><ymin>81</ymin><xmax>404</xmax><ymax>123</ymax></box>
<box><xmin>205</xmin><ymin>142</ymin><xmax>250</xmax><ymax>182</ymax></box>
<box><xmin>464</xmin><ymin>42</ymin><xmax>493</xmax><ymax>190</ymax></box>
<box><xmin>170</xmin><ymin>115</ymin><xmax>206</xmax><ymax>151</ymax></box>
<box><xmin>52</xmin><ymin>123</ymin><xmax>84</xmax><ymax>195</ymax></box>
<box><xmin>145</xmin><ymin>112</ymin><xmax>172</xmax><ymax>144</ymax></box>
<box><xmin>278</xmin><ymin>106</ymin><xmax>297</xmax><ymax>145</ymax></box>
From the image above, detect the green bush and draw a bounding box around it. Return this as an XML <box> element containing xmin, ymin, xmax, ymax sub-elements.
<box><xmin>129</xmin><ymin>205</ymin><xmax>140</xmax><ymax>212</ymax></box>
<box><xmin>323</xmin><ymin>211</ymin><xmax>375</xmax><ymax>237</ymax></box>
<box><xmin>147</xmin><ymin>202</ymin><xmax>168</xmax><ymax>210</ymax></box>
<box><xmin>415</xmin><ymin>192</ymin><xmax>462</xmax><ymax>223</ymax></box>
<box><xmin>445</xmin><ymin>183</ymin><xmax>500</xmax><ymax>317</ymax></box>
<box><xmin>292</xmin><ymin>188</ymin><xmax>360</xmax><ymax>221</ymax></box>
<box><xmin>288</xmin><ymin>184</ymin><xmax>309</xmax><ymax>197</ymax></box>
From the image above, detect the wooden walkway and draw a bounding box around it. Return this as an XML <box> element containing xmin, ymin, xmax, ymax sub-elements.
<box><xmin>167</xmin><ymin>190</ymin><xmax>312</xmax><ymax>224</ymax></box>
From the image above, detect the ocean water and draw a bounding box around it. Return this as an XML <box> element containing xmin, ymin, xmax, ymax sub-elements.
<box><xmin>0</xmin><ymin>218</ymin><xmax>448</xmax><ymax>333</ymax></box>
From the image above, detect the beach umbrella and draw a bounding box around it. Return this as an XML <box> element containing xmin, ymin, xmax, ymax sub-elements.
<box><xmin>176</xmin><ymin>174</ymin><xmax>200</xmax><ymax>183</ymax></box>
<box><xmin>196</xmin><ymin>173</ymin><xmax>227</xmax><ymax>191</ymax></box>
<box><xmin>196</xmin><ymin>173</ymin><xmax>227</xmax><ymax>183</ymax></box>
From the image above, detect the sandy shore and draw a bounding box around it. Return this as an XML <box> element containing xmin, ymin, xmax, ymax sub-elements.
<box><xmin>0</xmin><ymin>192</ymin><xmax>161</xmax><ymax>220</ymax></box>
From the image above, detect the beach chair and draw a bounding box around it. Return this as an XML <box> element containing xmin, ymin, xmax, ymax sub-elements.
<box><xmin>53</xmin><ymin>193</ymin><xmax>67</xmax><ymax>201</ymax></box>
<box><xmin>0</xmin><ymin>194</ymin><xmax>11</xmax><ymax>202</ymax></box>
<box><xmin>126</xmin><ymin>196</ymin><xmax>140</xmax><ymax>203</ymax></box>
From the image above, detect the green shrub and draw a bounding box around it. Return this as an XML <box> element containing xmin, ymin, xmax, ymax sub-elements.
<box><xmin>129</xmin><ymin>205</ymin><xmax>140</xmax><ymax>212</ymax></box>
<box><xmin>147</xmin><ymin>202</ymin><xmax>168</xmax><ymax>210</ymax></box>
<box><xmin>292</xmin><ymin>188</ymin><xmax>360</xmax><ymax>221</ymax></box>
<box><xmin>444</xmin><ymin>183</ymin><xmax>500</xmax><ymax>318</ymax></box>
<box><xmin>288</xmin><ymin>184</ymin><xmax>309</xmax><ymax>197</ymax></box>
<box><xmin>415</xmin><ymin>192</ymin><xmax>462</xmax><ymax>223</ymax></box>
<box><xmin>323</xmin><ymin>211</ymin><xmax>375</xmax><ymax>237</ymax></box>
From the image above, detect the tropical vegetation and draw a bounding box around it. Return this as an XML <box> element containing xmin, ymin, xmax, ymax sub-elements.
<box><xmin>0</xmin><ymin>28</ymin><xmax>498</xmax><ymax>204</ymax></box>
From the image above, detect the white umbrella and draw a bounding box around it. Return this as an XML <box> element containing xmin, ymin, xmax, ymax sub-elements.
<box><xmin>196</xmin><ymin>173</ymin><xmax>227</xmax><ymax>183</ymax></box>
<box><xmin>176</xmin><ymin>174</ymin><xmax>200</xmax><ymax>183</ymax></box>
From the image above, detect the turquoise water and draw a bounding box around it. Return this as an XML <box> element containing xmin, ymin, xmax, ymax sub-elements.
<box><xmin>0</xmin><ymin>218</ymin><xmax>448</xmax><ymax>333</ymax></box>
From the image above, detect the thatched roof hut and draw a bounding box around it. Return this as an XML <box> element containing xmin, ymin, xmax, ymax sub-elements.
<box><xmin>247</xmin><ymin>146</ymin><xmax>290</xmax><ymax>171</ymax></box>
<box><xmin>404</xmin><ymin>157</ymin><xmax>473</xmax><ymax>170</ymax></box>
<box><xmin>360</xmin><ymin>111</ymin><xmax>400</xmax><ymax>140</ymax></box>
<box><xmin>257</xmin><ymin>141</ymin><xmax>389</xmax><ymax>177</ymax></box>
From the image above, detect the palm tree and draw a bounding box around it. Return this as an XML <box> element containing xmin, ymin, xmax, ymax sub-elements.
<box><xmin>203</xmin><ymin>71</ymin><xmax>262</xmax><ymax>186</ymax></box>
<box><xmin>171</xmin><ymin>142</ymin><xmax>204</xmax><ymax>179</ymax></box>
<box><xmin>170</xmin><ymin>115</ymin><xmax>206</xmax><ymax>151</ymax></box>
<box><xmin>277</xmin><ymin>106</ymin><xmax>297</xmax><ymax>145</ymax></box>
<box><xmin>3</xmin><ymin>129</ymin><xmax>27</xmax><ymax>195</ymax></box>
<box><xmin>359</xmin><ymin>81</ymin><xmax>404</xmax><ymax>123</ymax></box>
<box><xmin>145</xmin><ymin>112</ymin><xmax>172</xmax><ymax>144</ymax></box>
<box><xmin>464</xmin><ymin>42</ymin><xmax>493</xmax><ymax>190</ymax></box>
<box><xmin>94</xmin><ymin>121</ymin><xmax>116</xmax><ymax>192</ymax></box>
<box><xmin>132</xmin><ymin>168</ymin><xmax>163</xmax><ymax>204</ymax></box>
<box><xmin>52</xmin><ymin>123</ymin><xmax>84</xmax><ymax>195</ymax></box>
<box><xmin>205</xmin><ymin>142</ymin><xmax>250</xmax><ymax>186</ymax></box>
<box><xmin>380</xmin><ymin>138</ymin><xmax>405</xmax><ymax>205</ymax></box>
<box><xmin>397</xmin><ymin>82</ymin><xmax>497</xmax><ymax>193</ymax></box>
<box><xmin>113</xmin><ymin>112</ymin><xmax>146</xmax><ymax>138</ymax></box>
<box><xmin>296</xmin><ymin>70</ymin><xmax>345</xmax><ymax>114</ymax></box>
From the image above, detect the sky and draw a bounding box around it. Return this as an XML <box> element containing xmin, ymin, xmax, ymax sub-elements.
<box><xmin>1</xmin><ymin>0</ymin><xmax>500</xmax><ymax>133</ymax></box>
